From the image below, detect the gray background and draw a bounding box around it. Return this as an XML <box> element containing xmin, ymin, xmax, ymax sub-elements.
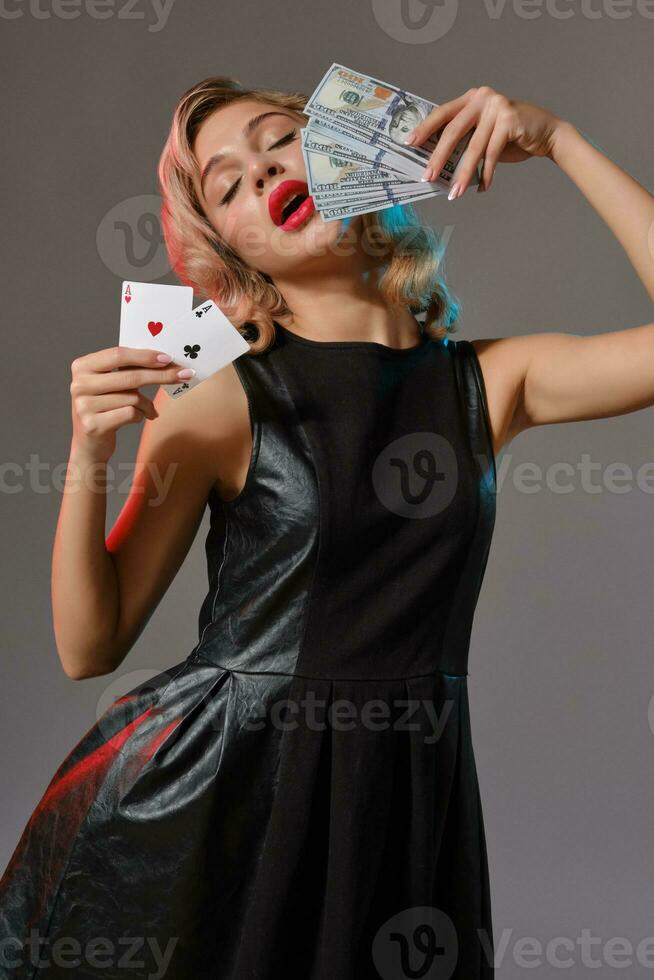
<box><xmin>2</xmin><ymin>1</ymin><xmax>654</xmax><ymax>976</ymax></box>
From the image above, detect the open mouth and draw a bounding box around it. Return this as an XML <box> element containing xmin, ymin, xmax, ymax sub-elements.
<box><xmin>281</xmin><ymin>193</ymin><xmax>307</xmax><ymax>223</ymax></box>
<box><xmin>268</xmin><ymin>179</ymin><xmax>316</xmax><ymax>231</ymax></box>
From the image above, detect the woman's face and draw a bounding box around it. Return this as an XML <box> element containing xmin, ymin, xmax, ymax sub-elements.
<box><xmin>192</xmin><ymin>98</ymin><xmax>362</xmax><ymax>279</ymax></box>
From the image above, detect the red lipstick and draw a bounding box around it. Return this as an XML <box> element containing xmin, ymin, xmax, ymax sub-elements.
<box><xmin>268</xmin><ymin>179</ymin><xmax>316</xmax><ymax>231</ymax></box>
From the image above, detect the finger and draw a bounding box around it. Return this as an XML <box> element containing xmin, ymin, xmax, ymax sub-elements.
<box><xmin>421</xmin><ymin>103</ymin><xmax>480</xmax><ymax>181</ymax></box>
<box><xmin>71</xmin><ymin>346</ymin><xmax>175</xmax><ymax>377</ymax></box>
<box><xmin>404</xmin><ymin>90</ymin><xmax>477</xmax><ymax>147</ymax></box>
<box><xmin>113</xmin><ymin>392</ymin><xmax>158</xmax><ymax>420</ymax></box>
<box><xmin>447</xmin><ymin>116</ymin><xmax>495</xmax><ymax>196</ymax></box>
<box><xmin>477</xmin><ymin>124</ymin><xmax>507</xmax><ymax>193</ymax></box>
<box><xmin>84</xmin><ymin>405</ymin><xmax>148</xmax><ymax>436</ymax></box>
<box><xmin>80</xmin><ymin>391</ymin><xmax>159</xmax><ymax>419</ymax></box>
<box><xmin>73</xmin><ymin>363</ymin><xmax>189</xmax><ymax>396</ymax></box>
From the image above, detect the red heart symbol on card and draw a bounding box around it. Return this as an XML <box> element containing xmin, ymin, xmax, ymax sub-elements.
<box><xmin>125</xmin><ymin>295</ymin><xmax>131</xmax><ymax>303</ymax></box>
<box><xmin>148</xmin><ymin>321</ymin><xmax>163</xmax><ymax>337</ymax></box>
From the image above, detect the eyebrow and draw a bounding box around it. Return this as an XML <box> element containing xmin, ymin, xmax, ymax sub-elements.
<box><xmin>199</xmin><ymin>111</ymin><xmax>296</xmax><ymax>198</ymax></box>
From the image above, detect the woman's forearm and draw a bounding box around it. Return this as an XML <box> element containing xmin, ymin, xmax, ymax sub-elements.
<box><xmin>549</xmin><ymin>119</ymin><xmax>654</xmax><ymax>303</ymax></box>
<box><xmin>51</xmin><ymin>439</ymin><xmax>122</xmax><ymax>679</ymax></box>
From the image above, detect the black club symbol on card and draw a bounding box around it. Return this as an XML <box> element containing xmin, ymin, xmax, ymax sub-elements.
<box><xmin>183</xmin><ymin>344</ymin><xmax>201</xmax><ymax>359</ymax></box>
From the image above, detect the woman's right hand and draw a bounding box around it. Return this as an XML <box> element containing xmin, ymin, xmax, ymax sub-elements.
<box><xmin>69</xmin><ymin>346</ymin><xmax>194</xmax><ymax>464</ymax></box>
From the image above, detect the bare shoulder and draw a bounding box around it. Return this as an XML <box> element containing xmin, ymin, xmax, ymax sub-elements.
<box><xmin>151</xmin><ymin>357</ymin><xmax>253</xmax><ymax>503</ymax></box>
<box><xmin>467</xmin><ymin>335</ymin><xmax>535</xmax><ymax>456</ymax></box>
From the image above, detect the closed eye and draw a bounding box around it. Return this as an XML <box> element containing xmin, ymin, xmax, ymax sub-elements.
<box><xmin>218</xmin><ymin>129</ymin><xmax>298</xmax><ymax>206</ymax></box>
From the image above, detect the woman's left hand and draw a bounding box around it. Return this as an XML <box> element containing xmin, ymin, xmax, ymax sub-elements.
<box><xmin>405</xmin><ymin>86</ymin><xmax>564</xmax><ymax>197</ymax></box>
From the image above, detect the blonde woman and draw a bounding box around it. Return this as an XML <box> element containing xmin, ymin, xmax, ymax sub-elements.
<box><xmin>1</xmin><ymin>76</ymin><xmax>653</xmax><ymax>979</ymax></box>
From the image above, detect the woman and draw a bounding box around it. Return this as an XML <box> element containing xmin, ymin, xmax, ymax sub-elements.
<box><xmin>1</xmin><ymin>75</ymin><xmax>653</xmax><ymax>979</ymax></box>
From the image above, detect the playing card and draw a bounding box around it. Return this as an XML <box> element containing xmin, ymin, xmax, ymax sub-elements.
<box><xmin>119</xmin><ymin>281</ymin><xmax>194</xmax><ymax>355</ymax></box>
<box><xmin>159</xmin><ymin>300</ymin><xmax>251</xmax><ymax>399</ymax></box>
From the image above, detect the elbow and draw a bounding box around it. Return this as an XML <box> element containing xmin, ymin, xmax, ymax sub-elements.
<box><xmin>62</xmin><ymin>663</ymin><xmax>103</xmax><ymax>681</ymax></box>
<box><xmin>53</xmin><ymin>620</ymin><xmax>131</xmax><ymax>680</ymax></box>
<box><xmin>58</xmin><ymin>647</ymin><xmax>122</xmax><ymax>681</ymax></box>
<box><xmin>61</xmin><ymin>661</ymin><xmax>111</xmax><ymax>681</ymax></box>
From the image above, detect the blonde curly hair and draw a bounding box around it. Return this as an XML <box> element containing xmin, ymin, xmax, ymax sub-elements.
<box><xmin>158</xmin><ymin>75</ymin><xmax>461</xmax><ymax>355</ymax></box>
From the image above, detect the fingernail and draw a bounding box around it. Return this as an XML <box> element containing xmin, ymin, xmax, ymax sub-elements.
<box><xmin>177</xmin><ymin>367</ymin><xmax>195</xmax><ymax>378</ymax></box>
<box><xmin>421</xmin><ymin>166</ymin><xmax>433</xmax><ymax>182</ymax></box>
<box><xmin>448</xmin><ymin>182</ymin><xmax>460</xmax><ymax>201</ymax></box>
<box><xmin>404</xmin><ymin>133</ymin><xmax>416</xmax><ymax>145</ymax></box>
<box><xmin>156</xmin><ymin>352</ymin><xmax>173</xmax><ymax>363</ymax></box>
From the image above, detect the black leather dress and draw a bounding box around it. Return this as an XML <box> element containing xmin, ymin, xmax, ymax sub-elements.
<box><xmin>0</xmin><ymin>321</ymin><xmax>497</xmax><ymax>979</ymax></box>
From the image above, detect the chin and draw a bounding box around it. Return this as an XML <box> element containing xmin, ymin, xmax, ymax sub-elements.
<box><xmin>257</xmin><ymin>218</ymin><xmax>359</xmax><ymax>277</ymax></box>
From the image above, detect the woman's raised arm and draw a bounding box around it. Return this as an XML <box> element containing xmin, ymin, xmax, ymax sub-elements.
<box><xmin>408</xmin><ymin>87</ymin><xmax>654</xmax><ymax>445</ymax></box>
<box><xmin>52</xmin><ymin>347</ymin><xmax>224</xmax><ymax>680</ymax></box>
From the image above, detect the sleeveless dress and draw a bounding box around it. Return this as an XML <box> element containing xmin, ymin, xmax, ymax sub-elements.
<box><xmin>0</xmin><ymin>320</ymin><xmax>497</xmax><ymax>980</ymax></box>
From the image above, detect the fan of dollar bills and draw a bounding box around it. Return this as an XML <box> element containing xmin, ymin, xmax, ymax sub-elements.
<box><xmin>301</xmin><ymin>63</ymin><xmax>479</xmax><ymax>222</ymax></box>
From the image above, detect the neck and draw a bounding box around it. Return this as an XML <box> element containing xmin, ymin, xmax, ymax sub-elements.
<box><xmin>272</xmin><ymin>263</ymin><xmax>422</xmax><ymax>348</ymax></box>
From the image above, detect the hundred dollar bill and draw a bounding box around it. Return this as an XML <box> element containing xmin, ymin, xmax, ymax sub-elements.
<box><xmin>312</xmin><ymin>182</ymin><xmax>444</xmax><ymax>205</ymax></box>
<box><xmin>301</xmin><ymin>138</ymin><xmax>427</xmax><ymax>197</ymax></box>
<box><xmin>301</xmin><ymin>136</ymin><xmax>445</xmax><ymax>206</ymax></box>
<box><xmin>301</xmin><ymin>132</ymin><xmax>447</xmax><ymax>215</ymax></box>
<box><xmin>305</xmin><ymin>62</ymin><xmax>451</xmax><ymax>158</ymax></box>
<box><xmin>301</xmin><ymin>144</ymin><xmax>433</xmax><ymax>204</ymax></box>
<box><xmin>315</xmin><ymin>190</ymin><xmax>444</xmax><ymax>212</ymax></box>
<box><xmin>319</xmin><ymin>186</ymin><xmax>442</xmax><ymax>223</ymax></box>
<box><xmin>308</xmin><ymin>111</ymin><xmax>432</xmax><ymax>182</ymax></box>
<box><xmin>305</xmin><ymin>63</ymin><xmax>479</xmax><ymax>189</ymax></box>
<box><xmin>304</xmin><ymin>116</ymin><xmax>427</xmax><ymax>182</ymax></box>
<box><xmin>302</xmin><ymin>122</ymin><xmax>418</xmax><ymax>181</ymax></box>
<box><xmin>301</xmin><ymin>139</ymin><xmax>398</xmax><ymax>191</ymax></box>
<box><xmin>310</xmin><ymin>172</ymin><xmax>446</xmax><ymax>206</ymax></box>
<box><xmin>308</xmin><ymin>111</ymin><xmax>472</xmax><ymax>189</ymax></box>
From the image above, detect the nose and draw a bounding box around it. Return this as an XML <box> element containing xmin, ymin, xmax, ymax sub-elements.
<box><xmin>252</xmin><ymin>159</ymin><xmax>282</xmax><ymax>192</ymax></box>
